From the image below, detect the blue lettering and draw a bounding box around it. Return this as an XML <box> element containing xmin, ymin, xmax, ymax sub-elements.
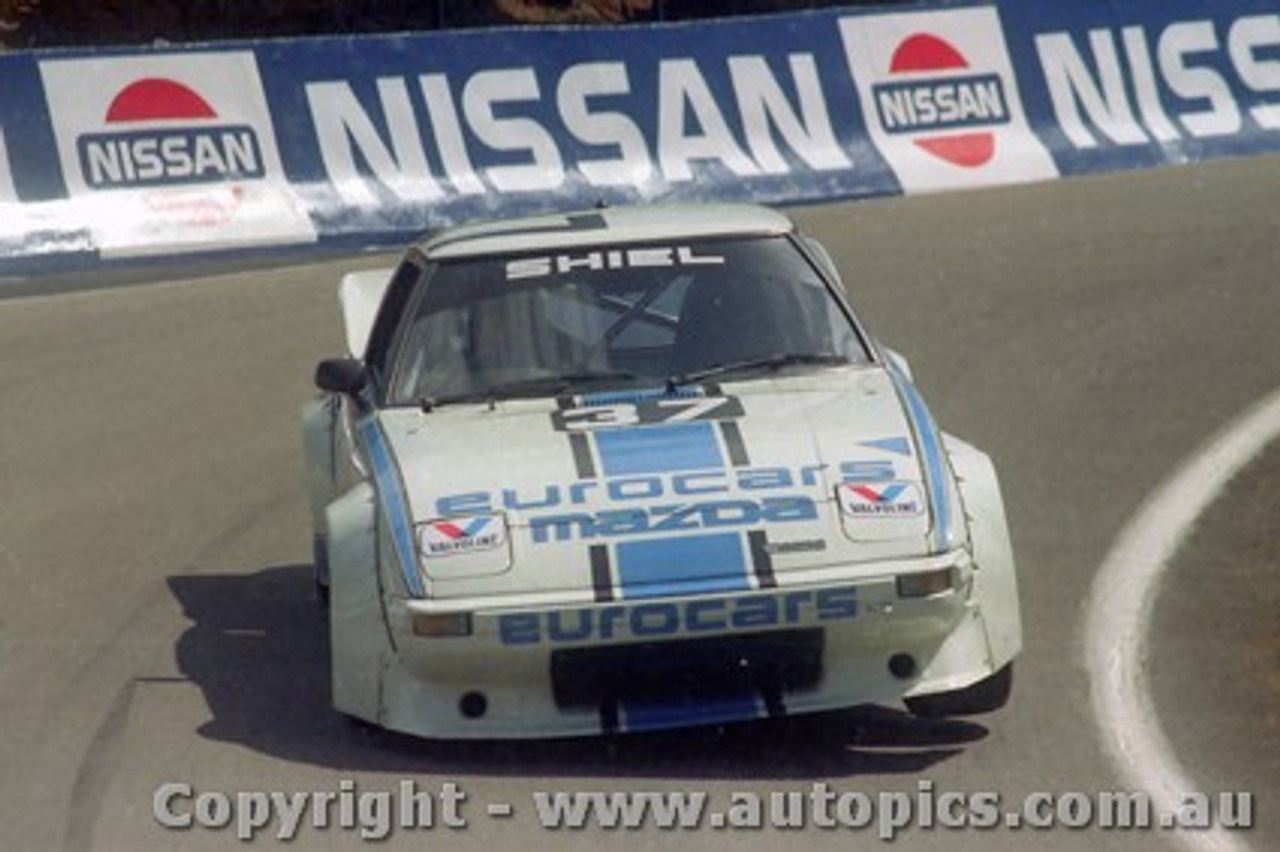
<box><xmin>435</xmin><ymin>461</ymin><xmax>884</xmax><ymax>546</ymax></box>
<box><xmin>816</xmin><ymin>587</ymin><xmax>858</xmax><ymax>620</ymax></box>
<box><xmin>496</xmin><ymin>585</ymin><xmax>860</xmax><ymax>645</ymax></box>
<box><xmin>840</xmin><ymin>460</ymin><xmax>896</xmax><ymax>482</ymax></box>
<box><xmin>608</xmin><ymin>477</ymin><xmax>663</xmax><ymax>501</ymax></box>
<box><xmin>783</xmin><ymin>589</ymin><xmax>814</xmax><ymax>622</ymax></box>
<box><xmin>699</xmin><ymin>499</ymin><xmax>761</xmax><ymax>528</ymax></box>
<box><xmin>525</xmin><ymin>496</ymin><xmax>819</xmax><ymax>543</ymax></box>
<box><xmin>502</xmin><ymin>485</ymin><xmax>561</xmax><ymax>510</ymax></box>
<box><xmin>673</xmin><ymin>471</ymin><xmax>728</xmax><ymax>495</ymax></box>
<box><xmin>685</xmin><ymin>599</ymin><xmax>727</xmax><ymax>631</ymax></box>
<box><xmin>631</xmin><ymin>603</ymin><xmax>680</xmax><ymax>637</ymax></box>
<box><xmin>738</xmin><ymin>466</ymin><xmax>793</xmax><ymax>490</ymax></box>
<box><xmin>530</xmin><ymin>513</ymin><xmax>594</xmax><ymax>543</ymax></box>
<box><xmin>497</xmin><ymin>613</ymin><xmax>541</xmax><ymax>645</ymax></box>
<box><xmin>730</xmin><ymin>595</ymin><xmax>779</xmax><ymax>629</ymax></box>
<box><xmin>762</xmin><ymin>495</ymin><xmax>819</xmax><ymax>522</ymax></box>
<box><xmin>592</xmin><ymin>509</ymin><xmax>650</xmax><ymax>537</ymax></box>
<box><xmin>650</xmin><ymin>504</ymin><xmax>700</xmax><ymax>533</ymax></box>
<box><xmin>437</xmin><ymin>492</ymin><xmax>492</xmax><ymax>516</ymax></box>
<box><xmin>598</xmin><ymin>605</ymin><xmax>627</xmax><ymax>640</ymax></box>
<box><xmin>799</xmin><ymin>464</ymin><xmax>826</xmax><ymax>487</ymax></box>
<box><xmin>548</xmin><ymin>610</ymin><xmax>593</xmax><ymax>642</ymax></box>
<box><xmin>568</xmin><ymin>481</ymin><xmax>598</xmax><ymax>504</ymax></box>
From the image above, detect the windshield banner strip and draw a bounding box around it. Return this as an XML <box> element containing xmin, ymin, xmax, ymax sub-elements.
<box><xmin>577</xmin><ymin>386</ymin><xmax>704</xmax><ymax>406</ymax></box>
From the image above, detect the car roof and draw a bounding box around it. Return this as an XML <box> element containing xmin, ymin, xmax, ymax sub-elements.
<box><xmin>419</xmin><ymin>203</ymin><xmax>794</xmax><ymax>260</ymax></box>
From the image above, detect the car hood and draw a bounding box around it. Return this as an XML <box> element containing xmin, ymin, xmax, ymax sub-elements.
<box><xmin>373</xmin><ymin>366</ymin><xmax>957</xmax><ymax>600</ymax></box>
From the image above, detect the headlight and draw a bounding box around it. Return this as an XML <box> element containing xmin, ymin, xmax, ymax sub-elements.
<box><xmin>411</xmin><ymin>612</ymin><xmax>473</xmax><ymax>638</ymax></box>
<box><xmin>895</xmin><ymin>566</ymin><xmax>961</xmax><ymax>598</ymax></box>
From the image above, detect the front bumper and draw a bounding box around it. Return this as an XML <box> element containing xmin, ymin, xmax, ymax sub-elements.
<box><xmin>349</xmin><ymin>553</ymin><xmax>1006</xmax><ymax>739</ymax></box>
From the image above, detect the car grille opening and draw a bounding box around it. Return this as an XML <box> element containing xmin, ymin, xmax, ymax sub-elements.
<box><xmin>550</xmin><ymin>628</ymin><xmax>824</xmax><ymax>709</ymax></box>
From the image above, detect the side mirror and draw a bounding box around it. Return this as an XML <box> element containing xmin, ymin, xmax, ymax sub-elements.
<box><xmin>315</xmin><ymin>358</ymin><xmax>369</xmax><ymax>395</ymax></box>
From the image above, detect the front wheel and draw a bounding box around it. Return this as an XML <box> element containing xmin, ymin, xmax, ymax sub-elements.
<box><xmin>905</xmin><ymin>663</ymin><xmax>1013</xmax><ymax>718</ymax></box>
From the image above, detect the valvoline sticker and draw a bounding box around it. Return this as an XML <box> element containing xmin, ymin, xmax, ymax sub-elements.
<box><xmin>420</xmin><ymin>515</ymin><xmax>507</xmax><ymax>558</ymax></box>
<box><xmin>838</xmin><ymin>481</ymin><xmax>924</xmax><ymax>518</ymax></box>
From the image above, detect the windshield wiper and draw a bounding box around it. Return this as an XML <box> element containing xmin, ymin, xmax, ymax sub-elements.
<box><xmin>489</xmin><ymin>371</ymin><xmax>640</xmax><ymax>399</ymax></box>
<box><xmin>667</xmin><ymin>352</ymin><xmax>849</xmax><ymax>390</ymax></box>
<box><xmin>419</xmin><ymin>370</ymin><xmax>638</xmax><ymax>412</ymax></box>
<box><xmin>417</xmin><ymin>390</ymin><xmax>489</xmax><ymax>412</ymax></box>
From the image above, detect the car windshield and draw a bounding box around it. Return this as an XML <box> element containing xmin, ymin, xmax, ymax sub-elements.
<box><xmin>385</xmin><ymin>235</ymin><xmax>868</xmax><ymax>406</ymax></box>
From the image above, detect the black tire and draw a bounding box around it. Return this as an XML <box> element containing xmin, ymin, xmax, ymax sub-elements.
<box><xmin>312</xmin><ymin>534</ymin><xmax>331</xmax><ymax>606</ymax></box>
<box><xmin>905</xmin><ymin>663</ymin><xmax>1013</xmax><ymax>718</ymax></box>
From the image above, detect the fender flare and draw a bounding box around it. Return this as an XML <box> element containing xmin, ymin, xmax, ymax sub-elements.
<box><xmin>945</xmin><ymin>433</ymin><xmax>1023</xmax><ymax>670</ymax></box>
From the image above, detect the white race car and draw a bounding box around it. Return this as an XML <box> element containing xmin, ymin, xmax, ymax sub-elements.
<box><xmin>301</xmin><ymin>203</ymin><xmax>1021</xmax><ymax>739</ymax></box>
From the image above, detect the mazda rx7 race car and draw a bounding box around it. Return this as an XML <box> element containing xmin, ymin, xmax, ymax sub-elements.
<box><xmin>301</xmin><ymin>203</ymin><xmax>1021</xmax><ymax>740</ymax></box>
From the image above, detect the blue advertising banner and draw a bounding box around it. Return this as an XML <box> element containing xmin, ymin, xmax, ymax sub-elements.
<box><xmin>256</xmin><ymin>15</ymin><xmax>904</xmax><ymax>242</ymax></box>
<box><xmin>1002</xmin><ymin>0</ymin><xmax>1280</xmax><ymax>176</ymax></box>
<box><xmin>0</xmin><ymin>0</ymin><xmax>1278</xmax><ymax>269</ymax></box>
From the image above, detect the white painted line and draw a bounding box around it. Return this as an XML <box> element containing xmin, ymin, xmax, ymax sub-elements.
<box><xmin>1085</xmin><ymin>387</ymin><xmax>1280</xmax><ymax>852</ymax></box>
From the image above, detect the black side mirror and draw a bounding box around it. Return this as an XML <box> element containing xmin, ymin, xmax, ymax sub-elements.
<box><xmin>315</xmin><ymin>358</ymin><xmax>369</xmax><ymax>395</ymax></box>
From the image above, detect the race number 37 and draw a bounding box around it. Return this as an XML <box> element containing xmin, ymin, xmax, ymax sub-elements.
<box><xmin>552</xmin><ymin>396</ymin><xmax>744</xmax><ymax>432</ymax></box>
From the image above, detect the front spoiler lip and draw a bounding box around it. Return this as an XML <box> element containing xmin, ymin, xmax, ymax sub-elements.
<box><xmin>370</xmin><ymin>566</ymin><xmax>986</xmax><ymax>740</ymax></box>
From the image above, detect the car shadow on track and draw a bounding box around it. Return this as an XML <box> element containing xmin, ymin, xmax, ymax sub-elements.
<box><xmin>168</xmin><ymin>565</ymin><xmax>988</xmax><ymax>779</ymax></box>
